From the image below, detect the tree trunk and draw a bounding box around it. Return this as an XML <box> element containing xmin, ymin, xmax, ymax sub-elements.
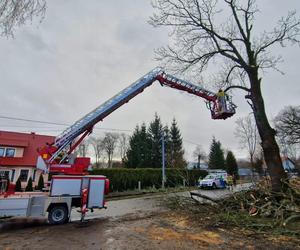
<box><xmin>248</xmin><ymin>69</ymin><xmax>287</xmax><ymax>191</ymax></box>
<box><xmin>108</xmin><ymin>156</ymin><xmax>111</xmax><ymax>168</ymax></box>
<box><xmin>250</xmin><ymin>154</ymin><xmax>255</xmax><ymax>181</ymax></box>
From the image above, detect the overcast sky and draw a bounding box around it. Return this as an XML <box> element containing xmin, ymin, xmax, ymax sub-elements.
<box><xmin>0</xmin><ymin>0</ymin><xmax>299</xmax><ymax>161</ymax></box>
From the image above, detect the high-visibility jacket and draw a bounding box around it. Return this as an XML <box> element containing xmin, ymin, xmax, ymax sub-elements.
<box><xmin>227</xmin><ymin>175</ymin><xmax>233</xmax><ymax>185</ymax></box>
<box><xmin>217</xmin><ymin>91</ymin><xmax>225</xmax><ymax>97</ymax></box>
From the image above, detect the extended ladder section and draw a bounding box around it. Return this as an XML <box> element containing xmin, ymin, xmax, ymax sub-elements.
<box><xmin>156</xmin><ymin>72</ymin><xmax>236</xmax><ymax>120</ymax></box>
<box><xmin>39</xmin><ymin>67</ymin><xmax>236</xmax><ymax>171</ymax></box>
<box><xmin>54</xmin><ymin>68</ymin><xmax>164</xmax><ymax>150</ymax></box>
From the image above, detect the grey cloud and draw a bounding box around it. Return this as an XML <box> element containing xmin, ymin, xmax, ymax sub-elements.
<box><xmin>0</xmin><ymin>0</ymin><xmax>299</xmax><ymax>161</ymax></box>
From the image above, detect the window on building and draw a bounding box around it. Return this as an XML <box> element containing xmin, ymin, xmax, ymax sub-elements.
<box><xmin>0</xmin><ymin>171</ymin><xmax>9</xmax><ymax>179</ymax></box>
<box><xmin>20</xmin><ymin>169</ymin><xmax>29</xmax><ymax>182</ymax></box>
<box><xmin>5</xmin><ymin>148</ymin><xmax>15</xmax><ymax>157</ymax></box>
<box><xmin>0</xmin><ymin>147</ymin><xmax>4</xmax><ymax>157</ymax></box>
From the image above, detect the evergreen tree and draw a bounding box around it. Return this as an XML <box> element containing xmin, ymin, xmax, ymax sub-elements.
<box><xmin>125</xmin><ymin>124</ymin><xmax>152</xmax><ymax>168</ymax></box>
<box><xmin>37</xmin><ymin>174</ymin><xmax>44</xmax><ymax>190</ymax></box>
<box><xmin>138</xmin><ymin>123</ymin><xmax>151</xmax><ymax>167</ymax></box>
<box><xmin>208</xmin><ymin>137</ymin><xmax>225</xmax><ymax>169</ymax></box>
<box><xmin>125</xmin><ymin>125</ymin><xmax>141</xmax><ymax>168</ymax></box>
<box><xmin>25</xmin><ymin>177</ymin><xmax>33</xmax><ymax>191</ymax></box>
<box><xmin>225</xmin><ymin>151</ymin><xmax>239</xmax><ymax>178</ymax></box>
<box><xmin>15</xmin><ymin>176</ymin><xmax>22</xmax><ymax>192</ymax></box>
<box><xmin>169</xmin><ymin>118</ymin><xmax>185</xmax><ymax>168</ymax></box>
<box><xmin>125</xmin><ymin>115</ymin><xmax>186</xmax><ymax>168</ymax></box>
<box><xmin>148</xmin><ymin>113</ymin><xmax>163</xmax><ymax>168</ymax></box>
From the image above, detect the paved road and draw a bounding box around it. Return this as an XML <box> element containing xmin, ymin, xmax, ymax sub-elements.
<box><xmin>71</xmin><ymin>183</ymin><xmax>252</xmax><ymax>221</ymax></box>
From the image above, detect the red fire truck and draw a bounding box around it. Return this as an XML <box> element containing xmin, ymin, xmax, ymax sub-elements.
<box><xmin>0</xmin><ymin>68</ymin><xmax>236</xmax><ymax>224</ymax></box>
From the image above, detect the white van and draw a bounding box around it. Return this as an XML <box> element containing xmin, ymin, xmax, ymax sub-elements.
<box><xmin>198</xmin><ymin>174</ymin><xmax>226</xmax><ymax>189</ymax></box>
<box><xmin>208</xmin><ymin>170</ymin><xmax>228</xmax><ymax>182</ymax></box>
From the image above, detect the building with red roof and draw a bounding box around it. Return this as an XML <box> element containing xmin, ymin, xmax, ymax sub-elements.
<box><xmin>0</xmin><ymin>131</ymin><xmax>55</xmax><ymax>188</ymax></box>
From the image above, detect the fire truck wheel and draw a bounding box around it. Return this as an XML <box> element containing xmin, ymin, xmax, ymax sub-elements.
<box><xmin>48</xmin><ymin>205</ymin><xmax>68</xmax><ymax>225</ymax></box>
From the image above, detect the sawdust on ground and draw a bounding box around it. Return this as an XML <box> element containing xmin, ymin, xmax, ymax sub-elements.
<box><xmin>1</xmin><ymin>211</ymin><xmax>299</xmax><ymax>250</ymax></box>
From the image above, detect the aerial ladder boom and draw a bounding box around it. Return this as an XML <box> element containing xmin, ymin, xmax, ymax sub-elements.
<box><xmin>37</xmin><ymin>67</ymin><xmax>236</xmax><ymax>174</ymax></box>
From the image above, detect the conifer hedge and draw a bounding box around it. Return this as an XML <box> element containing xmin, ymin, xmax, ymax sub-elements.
<box><xmin>37</xmin><ymin>174</ymin><xmax>45</xmax><ymax>191</ymax></box>
<box><xmin>15</xmin><ymin>177</ymin><xmax>22</xmax><ymax>192</ymax></box>
<box><xmin>91</xmin><ymin>168</ymin><xmax>207</xmax><ymax>192</ymax></box>
<box><xmin>25</xmin><ymin>177</ymin><xmax>33</xmax><ymax>192</ymax></box>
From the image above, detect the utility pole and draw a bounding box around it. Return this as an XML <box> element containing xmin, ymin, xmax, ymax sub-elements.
<box><xmin>161</xmin><ymin>131</ymin><xmax>166</xmax><ymax>189</ymax></box>
<box><xmin>197</xmin><ymin>154</ymin><xmax>201</xmax><ymax>169</ymax></box>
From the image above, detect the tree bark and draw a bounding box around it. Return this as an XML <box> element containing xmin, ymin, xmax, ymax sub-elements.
<box><xmin>248</xmin><ymin>68</ymin><xmax>287</xmax><ymax>191</ymax></box>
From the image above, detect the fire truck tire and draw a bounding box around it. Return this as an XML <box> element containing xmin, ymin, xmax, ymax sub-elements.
<box><xmin>48</xmin><ymin>205</ymin><xmax>69</xmax><ymax>225</ymax></box>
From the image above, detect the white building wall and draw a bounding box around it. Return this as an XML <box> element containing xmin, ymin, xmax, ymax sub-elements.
<box><xmin>15</xmin><ymin>148</ymin><xmax>24</xmax><ymax>157</ymax></box>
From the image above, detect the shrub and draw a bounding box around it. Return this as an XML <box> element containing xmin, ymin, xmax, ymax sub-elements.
<box><xmin>37</xmin><ymin>174</ymin><xmax>44</xmax><ymax>191</ymax></box>
<box><xmin>15</xmin><ymin>177</ymin><xmax>22</xmax><ymax>192</ymax></box>
<box><xmin>25</xmin><ymin>177</ymin><xmax>33</xmax><ymax>192</ymax></box>
<box><xmin>91</xmin><ymin>168</ymin><xmax>207</xmax><ymax>192</ymax></box>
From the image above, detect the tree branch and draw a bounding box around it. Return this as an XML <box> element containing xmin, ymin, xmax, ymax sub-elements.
<box><xmin>224</xmin><ymin>85</ymin><xmax>250</xmax><ymax>92</ymax></box>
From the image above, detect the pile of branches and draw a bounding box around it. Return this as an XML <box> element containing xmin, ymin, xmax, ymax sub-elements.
<box><xmin>191</xmin><ymin>177</ymin><xmax>300</xmax><ymax>227</ymax></box>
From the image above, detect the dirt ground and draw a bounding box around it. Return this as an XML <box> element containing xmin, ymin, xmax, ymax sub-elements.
<box><xmin>1</xmin><ymin>210</ymin><xmax>299</xmax><ymax>250</ymax></box>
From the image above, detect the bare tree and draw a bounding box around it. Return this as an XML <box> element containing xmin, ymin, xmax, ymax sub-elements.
<box><xmin>277</xmin><ymin>137</ymin><xmax>299</xmax><ymax>167</ymax></box>
<box><xmin>274</xmin><ymin>106</ymin><xmax>300</xmax><ymax>145</ymax></box>
<box><xmin>253</xmin><ymin>149</ymin><xmax>264</xmax><ymax>176</ymax></box>
<box><xmin>193</xmin><ymin>145</ymin><xmax>206</xmax><ymax>168</ymax></box>
<box><xmin>102</xmin><ymin>132</ymin><xmax>119</xmax><ymax>168</ymax></box>
<box><xmin>282</xmin><ymin>144</ymin><xmax>299</xmax><ymax>163</ymax></box>
<box><xmin>150</xmin><ymin>0</ymin><xmax>300</xmax><ymax>191</ymax></box>
<box><xmin>118</xmin><ymin>133</ymin><xmax>129</xmax><ymax>162</ymax></box>
<box><xmin>74</xmin><ymin>140</ymin><xmax>89</xmax><ymax>157</ymax></box>
<box><xmin>0</xmin><ymin>0</ymin><xmax>46</xmax><ymax>37</ymax></box>
<box><xmin>235</xmin><ymin>115</ymin><xmax>258</xmax><ymax>169</ymax></box>
<box><xmin>89</xmin><ymin>136</ymin><xmax>104</xmax><ymax>167</ymax></box>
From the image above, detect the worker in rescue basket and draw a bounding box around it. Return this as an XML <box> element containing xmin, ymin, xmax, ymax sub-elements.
<box><xmin>227</xmin><ymin>174</ymin><xmax>233</xmax><ymax>191</ymax></box>
<box><xmin>217</xmin><ymin>89</ymin><xmax>227</xmax><ymax>112</ymax></box>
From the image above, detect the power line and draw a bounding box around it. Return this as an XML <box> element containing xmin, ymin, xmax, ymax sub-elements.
<box><xmin>0</xmin><ymin>115</ymin><xmax>200</xmax><ymax>142</ymax></box>
<box><xmin>18</xmin><ymin>129</ymin><xmax>64</xmax><ymax>133</ymax></box>
<box><xmin>0</xmin><ymin>115</ymin><xmax>132</xmax><ymax>133</ymax></box>
<box><xmin>183</xmin><ymin>139</ymin><xmax>201</xmax><ymax>146</ymax></box>
<box><xmin>94</xmin><ymin>127</ymin><xmax>131</xmax><ymax>132</ymax></box>
<box><xmin>0</xmin><ymin>115</ymin><xmax>68</xmax><ymax>126</ymax></box>
<box><xmin>0</xmin><ymin>124</ymin><xmax>62</xmax><ymax>129</ymax></box>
